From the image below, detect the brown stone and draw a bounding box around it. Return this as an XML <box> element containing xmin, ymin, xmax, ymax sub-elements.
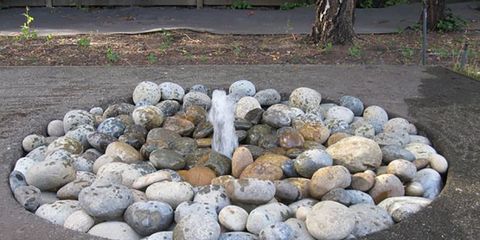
<box><xmin>105</xmin><ymin>141</ymin><xmax>143</xmax><ymax>164</ymax></box>
<box><xmin>278</xmin><ymin>128</ymin><xmax>305</xmax><ymax>149</ymax></box>
<box><xmin>327</xmin><ymin>132</ymin><xmax>352</xmax><ymax>146</ymax></box>
<box><xmin>162</xmin><ymin>116</ymin><xmax>195</xmax><ymax>136</ymax></box>
<box><xmin>298</xmin><ymin>123</ymin><xmax>330</xmax><ymax>143</ymax></box>
<box><xmin>351</xmin><ymin>170</ymin><xmax>376</xmax><ymax>192</ymax></box>
<box><xmin>231</xmin><ymin>147</ymin><xmax>254</xmax><ymax>178</ymax></box>
<box><xmin>255</xmin><ymin>153</ymin><xmax>290</xmax><ymax>168</ymax></box>
<box><xmin>185</xmin><ymin>105</ymin><xmax>208</xmax><ymax>125</ymax></box>
<box><xmin>183</xmin><ymin>166</ymin><xmax>217</xmax><ymax>187</ymax></box>
<box><xmin>413</xmin><ymin>158</ymin><xmax>430</xmax><ymax>170</ymax></box>
<box><xmin>369</xmin><ymin>174</ymin><xmax>405</xmax><ymax>204</ymax></box>
<box><xmin>196</xmin><ymin>138</ymin><xmax>212</xmax><ymax>148</ymax></box>
<box><xmin>239</xmin><ymin>162</ymin><xmax>283</xmax><ymax>181</ymax></box>
<box><xmin>211</xmin><ymin>175</ymin><xmax>235</xmax><ymax>187</ymax></box>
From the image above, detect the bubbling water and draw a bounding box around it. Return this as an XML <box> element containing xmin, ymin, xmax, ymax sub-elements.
<box><xmin>208</xmin><ymin>90</ymin><xmax>238</xmax><ymax>158</ymax></box>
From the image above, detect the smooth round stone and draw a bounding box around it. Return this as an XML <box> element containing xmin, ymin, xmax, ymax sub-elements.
<box><xmin>133</xmin><ymin>81</ymin><xmax>162</xmax><ymax>105</ymax></box>
<box><xmin>232</xmin><ymin>147</ymin><xmax>254</xmax><ymax>178</ymax></box>
<box><xmin>326</xmin><ymin>106</ymin><xmax>354</xmax><ymax>123</ymax></box>
<box><xmin>346</xmin><ymin>190</ymin><xmax>375</xmax><ymax>205</ymax></box>
<box><xmin>289</xmin><ymin>87</ymin><xmax>322</xmax><ymax>112</ymax></box>
<box><xmin>163</xmin><ymin>117</ymin><xmax>195</xmax><ymax>136</ymax></box>
<box><xmin>387</xmin><ymin>159</ymin><xmax>417</xmax><ymax>181</ymax></box>
<box><xmin>63</xmin><ymin>210</ymin><xmax>95</xmax><ymax>233</ymax></box>
<box><xmin>14</xmin><ymin>185</ymin><xmax>41</xmax><ymax>211</ymax></box>
<box><xmin>175</xmin><ymin>201</ymin><xmax>217</xmax><ymax>223</ymax></box>
<box><xmin>309</xmin><ymin>165</ymin><xmax>351</xmax><ymax>199</ymax></box>
<box><xmin>258</xmin><ymin>222</ymin><xmax>293</xmax><ymax>240</ymax></box>
<box><xmin>88</xmin><ymin>221</ymin><xmax>141</xmax><ymax>240</ymax></box>
<box><xmin>306</xmin><ymin>201</ymin><xmax>355</xmax><ymax>240</ymax></box>
<box><xmin>174</xmin><ymin>214</ymin><xmax>220</xmax><ymax>240</ymax></box>
<box><xmin>363</xmin><ymin>106</ymin><xmax>388</xmax><ymax>134</ymax></box>
<box><xmin>369</xmin><ymin>174</ymin><xmax>405</xmax><ymax>204</ymax></box>
<box><xmin>409</xmin><ymin>135</ymin><xmax>432</xmax><ymax>145</ymax></box>
<box><xmin>146</xmin><ymin>127</ymin><xmax>180</xmax><ymax>145</ymax></box>
<box><xmin>285</xmin><ymin>218</ymin><xmax>315</xmax><ymax>240</ymax></box>
<box><xmin>326</xmin><ymin>136</ymin><xmax>382</xmax><ymax>173</ymax></box>
<box><xmin>254</xmin><ymin>89</ymin><xmax>281</xmax><ymax>106</ymax></box>
<box><xmin>262</xmin><ymin>110</ymin><xmax>291</xmax><ymax>128</ymax></box>
<box><xmin>339</xmin><ymin>96</ymin><xmax>364</xmax><ymax>116</ymax></box>
<box><xmin>189</xmin><ymin>84</ymin><xmax>209</xmax><ymax>95</ymax></box>
<box><xmin>378</xmin><ymin>196</ymin><xmax>432</xmax><ymax>222</ymax></box>
<box><xmin>193</xmin><ymin>120</ymin><xmax>213</xmax><ymax>139</ymax></box>
<box><xmin>97</xmin><ymin>117</ymin><xmax>125</xmax><ymax>138</ymax></box>
<box><xmin>428</xmin><ymin>154</ymin><xmax>449</xmax><ymax>174</ymax></box>
<box><xmin>219</xmin><ymin>232</ymin><xmax>258</xmax><ymax>240</ymax></box>
<box><xmin>297</xmin><ymin>122</ymin><xmax>330</xmax><ymax>144</ymax></box>
<box><xmin>294</xmin><ymin>149</ymin><xmax>333</xmax><ymax>178</ymax></box>
<box><xmin>278</xmin><ymin>127</ymin><xmax>304</xmax><ymax>148</ymax></box>
<box><xmin>132</xmin><ymin>105</ymin><xmax>165</xmax><ymax>130</ymax></box>
<box><xmin>63</xmin><ymin>110</ymin><xmax>94</xmax><ymax>133</ymax></box>
<box><xmin>124</xmin><ymin>201</ymin><xmax>174</xmax><ymax>235</ymax></box>
<box><xmin>211</xmin><ymin>175</ymin><xmax>235</xmax><ymax>187</ymax></box>
<box><xmin>182</xmin><ymin>91</ymin><xmax>212</xmax><ymax>110</ymax></box>
<box><xmin>142</xmin><ymin>231</ymin><xmax>173</xmax><ymax>240</ymax></box>
<box><xmin>22</xmin><ymin>134</ymin><xmax>46</xmax><ymax>152</ymax></box>
<box><xmin>288</xmin><ymin>198</ymin><xmax>319</xmax><ymax>215</ymax></box>
<box><xmin>13</xmin><ymin>157</ymin><xmax>39</xmax><ymax>177</ymax></box>
<box><xmin>183</xmin><ymin>166</ymin><xmax>217</xmax><ymax>187</ymax></box>
<box><xmin>149</xmin><ymin>149</ymin><xmax>185</xmax><ymax>170</ymax></box>
<box><xmin>103</xmin><ymin>103</ymin><xmax>135</xmax><ymax>118</ymax></box>
<box><xmin>57</xmin><ymin>179</ymin><xmax>92</xmax><ymax>200</ymax></box>
<box><xmin>274</xmin><ymin>178</ymin><xmax>310</xmax><ymax>203</ymax></box>
<box><xmin>89</xmin><ymin>107</ymin><xmax>103</xmax><ymax>115</ymax></box>
<box><xmin>159</xmin><ymin>82</ymin><xmax>185</xmax><ymax>101</ymax></box>
<box><xmin>410</xmin><ymin>168</ymin><xmax>443</xmax><ymax>199</ymax></box>
<box><xmin>244</xmin><ymin>108</ymin><xmax>264</xmax><ymax>125</ymax></box>
<box><xmin>39</xmin><ymin>192</ymin><xmax>59</xmax><ymax>205</ymax></box>
<box><xmin>349</xmin><ymin>204</ymin><xmax>394</xmax><ymax>237</ymax></box>
<box><xmin>48</xmin><ymin>120</ymin><xmax>65</xmax><ymax>137</ymax></box>
<box><xmin>219</xmin><ymin>205</ymin><xmax>248</xmax><ymax>231</ymax></box>
<box><xmin>35</xmin><ymin>200</ymin><xmax>81</xmax><ymax>225</ymax></box>
<box><xmin>194</xmin><ymin>185</ymin><xmax>230</xmax><ymax>212</ymax></box>
<box><xmin>405</xmin><ymin>142</ymin><xmax>437</xmax><ymax>159</ymax></box>
<box><xmin>92</xmin><ymin>154</ymin><xmax>120</xmax><ymax>174</ymax></box>
<box><xmin>240</xmin><ymin>162</ymin><xmax>283</xmax><ymax>181</ymax></box>
<box><xmin>235</xmin><ymin>97</ymin><xmax>261</xmax><ymax>119</ymax></box>
<box><xmin>185</xmin><ymin>105</ymin><xmax>208</xmax><ymax>125</ymax></box>
<box><xmin>65</xmin><ymin>125</ymin><xmax>95</xmax><ymax>148</ymax></box>
<box><xmin>229</xmin><ymin>80</ymin><xmax>256</xmax><ymax>99</ymax></box>
<box><xmin>79</xmin><ymin>182</ymin><xmax>133</xmax><ymax>220</ymax></box>
<box><xmin>321</xmin><ymin>188</ymin><xmax>352</xmax><ymax>206</ymax></box>
<box><xmin>204</xmin><ymin>151</ymin><xmax>231</xmax><ymax>176</ymax></box>
<box><xmin>257</xmin><ymin>133</ymin><xmax>279</xmax><ymax>149</ymax></box>
<box><xmin>119</xmin><ymin>132</ymin><xmax>146</xmax><ymax>150</ymax></box>
<box><xmin>234</xmin><ymin>119</ymin><xmax>253</xmax><ymax>131</ymax></box>
<box><xmin>85</xmin><ymin>133</ymin><xmax>115</xmax><ymax>154</ymax></box>
<box><xmin>373</xmin><ymin>131</ymin><xmax>410</xmax><ymax>147</ymax></box>
<box><xmin>246</xmin><ymin>202</ymin><xmax>291</xmax><ymax>234</ymax></box>
<box><xmin>25</xmin><ymin>158</ymin><xmax>76</xmax><ymax>191</ymax></box>
<box><xmin>324</xmin><ymin>118</ymin><xmax>351</xmax><ymax>134</ymax></box>
<box><xmin>405</xmin><ymin>181</ymin><xmax>425</xmax><ymax>196</ymax></box>
<box><xmin>292</xmin><ymin>113</ymin><xmax>323</xmax><ymax>129</ymax></box>
<box><xmin>131</xmin><ymin>170</ymin><xmax>171</xmax><ymax>189</ymax></box>
<box><xmin>156</xmin><ymin>100</ymin><xmax>181</xmax><ymax>117</ymax></box>
<box><xmin>351</xmin><ymin>170</ymin><xmax>376</xmax><ymax>192</ymax></box>
<box><xmin>351</xmin><ymin>121</ymin><xmax>375</xmax><ymax>139</ymax></box>
<box><xmin>246</xmin><ymin>124</ymin><xmax>273</xmax><ymax>145</ymax></box>
<box><xmin>381</xmin><ymin>145</ymin><xmax>416</xmax><ymax>163</ymax></box>
<box><xmin>225</xmin><ymin>179</ymin><xmax>275</xmax><ymax>205</ymax></box>
<box><xmin>383</xmin><ymin>117</ymin><xmax>410</xmax><ymax>134</ymax></box>
<box><xmin>9</xmin><ymin>170</ymin><xmax>27</xmax><ymax>191</ymax></box>
<box><xmin>105</xmin><ymin>141</ymin><xmax>142</xmax><ymax>164</ymax></box>
<box><xmin>146</xmin><ymin>181</ymin><xmax>194</xmax><ymax>208</ymax></box>
<box><xmin>46</xmin><ymin>136</ymin><xmax>83</xmax><ymax>155</ymax></box>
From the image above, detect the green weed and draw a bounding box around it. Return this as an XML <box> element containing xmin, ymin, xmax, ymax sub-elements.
<box><xmin>147</xmin><ymin>53</ymin><xmax>158</xmax><ymax>64</ymax></box>
<box><xmin>231</xmin><ymin>0</ymin><xmax>252</xmax><ymax>9</ymax></box>
<box><xmin>17</xmin><ymin>7</ymin><xmax>37</xmax><ymax>40</ymax></box>
<box><xmin>106</xmin><ymin>48</ymin><xmax>120</xmax><ymax>63</ymax></box>
<box><xmin>348</xmin><ymin>45</ymin><xmax>362</xmax><ymax>58</ymax></box>
<box><xmin>77</xmin><ymin>37</ymin><xmax>90</xmax><ymax>47</ymax></box>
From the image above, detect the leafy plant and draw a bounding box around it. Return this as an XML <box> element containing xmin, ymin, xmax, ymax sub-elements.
<box><xmin>401</xmin><ymin>47</ymin><xmax>415</xmax><ymax>59</ymax></box>
<box><xmin>348</xmin><ymin>45</ymin><xmax>362</xmax><ymax>58</ymax></box>
<box><xmin>436</xmin><ymin>12</ymin><xmax>466</xmax><ymax>32</ymax></box>
<box><xmin>360</xmin><ymin>0</ymin><xmax>374</xmax><ymax>8</ymax></box>
<box><xmin>231</xmin><ymin>0</ymin><xmax>252</xmax><ymax>9</ymax></box>
<box><xmin>106</xmin><ymin>48</ymin><xmax>120</xmax><ymax>63</ymax></box>
<box><xmin>77</xmin><ymin>37</ymin><xmax>90</xmax><ymax>47</ymax></box>
<box><xmin>18</xmin><ymin>7</ymin><xmax>37</xmax><ymax>40</ymax></box>
<box><xmin>159</xmin><ymin>31</ymin><xmax>173</xmax><ymax>53</ymax></box>
<box><xmin>46</xmin><ymin>34</ymin><xmax>53</xmax><ymax>42</ymax></box>
<box><xmin>231</xmin><ymin>43</ymin><xmax>242</xmax><ymax>56</ymax></box>
<box><xmin>280</xmin><ymin>2</ymin><xmax>307</xmax><ymax>10</ymax></box>
<box><xmin>319</xmin><ymin>42</ymin><xmax>333</xmax><ymax>53</ymax></box>
<box><xmin>385</xmin><ymin>0</ymin><xmax>409</xmax><ymax>7</ymax></box>
<box><xmin>147</xmin><ymin>53</ymin><xmax>158</xmax><ymax>64</ymax></box>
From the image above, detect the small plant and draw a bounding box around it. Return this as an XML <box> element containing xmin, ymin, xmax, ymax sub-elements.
<box><xmin>385</xmin><ymin>0</ymin><xmax>409</xmax><ymax>7</ymax></box>
<box><xmin>280</xmin><ymin>2</ymin><xmax>306</xmax><ymax>10</ymax></box>
<box><xmin>401</xmin><ymin>47</ymin><xmax>415</xmax><ymax>59</ymax></box>
<box><xmin>147</xmin><ymin>53</ymin><xmax>158</xmax><ymax>64</ymax></box>
<box><xmin>359</xmin><ymin>0</ymin><xmax>374</xmax><ymax>8</ymax></box>
<box><xmin>77</xmin><ymin>37</ymin><xmax>90</xmax><ymax>47</ymax></box>
<box><xmin>231</xmin><ymin>43</ymin><xmax>242</xmax><ymax>56</ymax></box>
<box><xmin>231</xmin><ymin>0</ymin><xmax>252</xmax><ymax>9</ymax></box>
<box><xmin>18</xmin><ymin>7</ymin><xmax>37</xmax><ymax>40</ymax></box>
<box><xmin>319</xmin><ymin>42</ymin><xmax>333</xmax><ymax>53</ymax></box>
<box><xmin>159</xmin><ymin>31</ymin><xmax>173</xmax><ymax>53</ymax></box>
<box><xmin>348</xmin><ymin>45</ymin><xmax>362</xmax><ymax>58</ymax></box>
<box><xmin>436</xmin><ymin>12</ymin><xmax>466</xmax><ymax>32</ymax></box>
<box><xmin>46</xmin><ymin>34</ymin><xmax>53</xmax><ymax>42</ymax></box>
<box><xmin>106</xmin><ymin>48</ymin><xmax>120</xmax><ymax>63</ymax></box>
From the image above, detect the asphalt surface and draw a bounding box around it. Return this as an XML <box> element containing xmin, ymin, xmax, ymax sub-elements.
<box><xmin>0</xmin><ymin>2</ymin><xmax>478</xmax><ymax>36</ymax></box>
<box><xmin>0</xmin><ymin>65</ymin><xmax>479</xmax><ymax>239</ymax></box>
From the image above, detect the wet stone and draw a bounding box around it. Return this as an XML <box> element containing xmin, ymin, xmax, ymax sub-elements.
<box><xmin>124</xmin><ymin>201</ymin><xmax>174</xmax><ymax>235</ymax></box>
<box><xmin>132</xmin><ymin>105</ymin><xmax>165</xmax><ymax>130</ymax></box>
<box><xmin>278</xmin><ymin>127</ymin><xmax>304</xmax><ymax>149</ymax></box>
<box><xmin>262</xmin><ymin>110</ymin><xmax>291</xmax><ymax>128</ymax></box>
<box><xmin>189</xmin><ymin>84</ymin><xmax>209</xmax><ymax>95</ymax></box>
<box><xmin>156</xmin><ymin>100</ymin><xmax>181</xmax><ymax>117</ymax></box>
<box><xmin>244</xmin><ymin>108</ymin><xmax>265</xmax><ymax>125</ymax></box>
<box><xmin>182</xmin><ymin>91</ymin><xmax>212</xmax><ymax>110</ymax></box>
<box><xmin>119</xmin><ymin>132</ymin><xmax>146</xmax><ymax>150</ymax></box>
<box><xmin>163</xmin><ymin>116</ymin><xmax>195</xmax><ymax>136</ymax></box>
<box><xmin>97</xmin><ymin>117</ymin><xmax>125</xmax><ymax>138</ymax></box>
<box><xmin>225</xmin><ymin>179</ymin><xmax>275</xmax><ymax>205</ymax></box>
<box><xmin>204</xmin><ymin>151</ymin><xmax>232</xmax><ymax>176</ymax></box>
<box><xmin>183</xmin><ymin>166</ymin><xmax>217</xmax><ymax>187</ymax></box>
<box><xmin>149</xmin><ymin>149</ymin><xmax>186</xmax><ymax>170</ymax></box>
<box><xmin>185</xmin><ymin>105</ymin><xmax>208</xmax><ymax>125</ymax></box>
<box><xmin>103</xmin><ymin>103</ymin><xmax>135</xmax><ymax>118</ymax></box>
<box><xmin>240</xmin><ymin>162</ymin><xmax>283</xmax><ymax>181</ymax></box>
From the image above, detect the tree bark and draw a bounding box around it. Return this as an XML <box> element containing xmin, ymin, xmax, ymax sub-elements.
<box><xmin>426</xmin><ymin>0</ymin><xmax>446</xmax><ymax>30</ymax></box>
<box><xmin>312</xmin><ymin>0</ymin><xmax>356</xmax><ymax>45</ymax></box>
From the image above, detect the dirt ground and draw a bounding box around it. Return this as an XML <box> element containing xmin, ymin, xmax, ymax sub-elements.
<box><xmin>0</xmin><ymin>29</ymin><xmax>478</xmax><ymax>70</ymax></box>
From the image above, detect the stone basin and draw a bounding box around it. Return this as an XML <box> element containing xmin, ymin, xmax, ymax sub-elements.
<box><xmin>0</xmin><ymin>65</ymin><xmax>479</xmax><ymax>239</ymax></box>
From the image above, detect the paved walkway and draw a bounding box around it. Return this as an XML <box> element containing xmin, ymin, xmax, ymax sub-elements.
<box><xmin>0</xmin><ymin>2</ymin><xmax>478</xmax><ymax>36</ymax></box>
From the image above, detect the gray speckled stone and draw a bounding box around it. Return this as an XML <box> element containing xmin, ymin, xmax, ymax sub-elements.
<box><xmin>340</xmin><ymin>95</ymin><xmax>364</xmax><ymax>116</ymax></box>
<box><xmin>145</xmin><ymin>181</ymin><xmax>194</xmax><ymax>209</ymax></box>
<box><xmin>88</xmin><ymin>221</ymin><xmax>141</xmax><ymax>240</ymax></box>
<box><xmin>285</xmin><ymin>218</ymin><xmax>315</xmax><ymax>240</ymax></box>
<box><xmin>63</xmin><ymin>210</ymin><xmax>95</xmax><ymax>233</ymax></box>
<box><xmin>288</xmin><ymin>87</ymin><xmax>322</xmax><ymax>112</ymax></box>
<box><xmin>363</xmin><ymin>106</ymin><xmax>388</xmax><ymax>134</ymax></box>
<box><xmin>381</xmin><ymin>145</ymin><xmax>416</xmax><ymax>163</ymax></box>
<box><xmin>254</xmin><ymin>89</ymin><xmax>281</xmax><ymax>106</ymax></box>
<box><xmin>156</xmin><ymin>100</ymin><xmax>181</xmax><ymax>117</ymax></box>
<box><xmin>246</xmin><ymin>202</ymin><xmax>292</xmax><ymax>234</ymax></box>
<box><xmin>132</xmin><ymin>105</ymin><xmax>165</xmax><ymax>130</ymax></box>
<box><xmin>65</xmin><ymin>125</ymin><xmax>95</xmax><ymax>149</ymax></box>
<box><xmin>174</xmin><ymin>201</ymin><xmax>217</xmax><ymax>223</ymax></box>
<box><xmin>63</xmin><ymin>110</ymin><xmax>95</xmax><ymax>132</ymax></box>
<box><xmin>235</xmin><ymin>96</ymin><xmax>261</xmax><ymax>119</ymax></box>
<box><xmin>219</xmin><ymin>232</ymin><xmax>258</xmax><ymax>240</ymax></box>
<box><xmin>229</xmin><ymin>80</ymin><xmax>256</xmax><ymax>99</ymax></box>
<box><xmin>25</xmin><ymin>158</ymin><xmax>76</xmax><ymax>191</ymax></box>
<box><xmin>46</xmin><ymin>137</ymin><xmax>83</xmax><ymax>155</ymax></box>
<box><xmin>324</xmin><ymin>118</ymin><xmax>351</xmax><ymax>134</ymax></box>
<box><xmin>262</xmin><ymin>110</ymin><xmax>291</xmax><ymax>128</ymax></box>
<box><xmin>78</xmin><ymin>182</ymin><xmax>133</xmax><ymax>220</ymax></box>
<box><xmin>97</xmin><ymin>117</ymin><xmax>126</xmax><ymax>138</ymax></box>
<box><xmin>142</xmin><ymin>231</ymin><xmax>173</xmax><ymax>240</ymax></box>
<box><xmin>182</xmin><ymin>91</ymin><xmax>212</xmax><ymax>110</ymax></box>
<box><xmin>326</xmin><ymin>106</ymin><xmax>354</xmax><ymax>124</ymax></box>
<box><xmin>149</xmin><ymin>149</ymin><xmax>186</xmax><ymax>170</ymax></box>
<box><xmin>48</xmin><ymin>120</ymin><xmax>65</xmax><ymax>137</ymax></box>
<box><xmin>326</xmin><ymin>136</ymin><xmax>382</xmax><ymax>173</ymax></box>
<box><xmin>22</xmin><ymin>134</ymin><xmax>46</xmax><ymax>152</ymax></box>
<box><xmin>173</xmin><ymin>214</ymin><xmax>220</xmax><ymax>240</ymax></box>
<box><xmin>35</xmin><ymin>200</ymin><xmax>81</xmax><ymax>225</ymax></box>
<box><xmin>193</xmin><ymin>184</ymin><xmax>230</xmax><ymax>212</ymax></box>
<box><xmin>258</xmin><ymin>222</ymin><xmax>293</xmax><ymax>240</ymax></box>
<box><xmin>124</xmin><ymin>201</ymin><xmax>174</xmax><ymax>235</ymax></box>
<box><xmin>225</xmin><ymin>178</ymin><xmax>275</xmax><ymax>205</ymax></box>
<box><xmin>378</xmin><ymin>196</ymin><xmax>432</xmax><ymax>222</ymax></box>
<box><xmin>306</xmin><ymin>201</ymin><xmax>355</xmax><ymax>240</ymax></box>
<box><xmin>14</xmin><ymin>185</ymin><xmax>41</xmax><ymax>211</ymax></box>
<box><xmin>189</xmin><ymin>84</ymin><xmax>210</xmax><ymax>95</ymax></box>
<box><xmin>349</xmin><ymin>203</ymin><xmax>394</xmax><ymax>237</ymax></box>
<box><xmin>133</xmin><ymin>81</ymin><xmax>162</xmax><ymax>105</ymax></box>
<box><xmin>159</xmin><ymin>82</ymin><xmax>185</xmax><ymax>101</ymax></box>
<box><xmin>87</xmin><ymin>132</ymin><xmax>117</xmax><ymax>153</ymax></box>
<box><xmin>294</xmin><ymin>149</ymin><xmax>333</xmax><ymax>178</ymax></box>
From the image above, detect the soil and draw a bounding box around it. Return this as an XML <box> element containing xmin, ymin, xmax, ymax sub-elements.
<box><xmin>0</xmin><ymin>30</ymin><xmax>478</xmax><ymax>67</ymax></box>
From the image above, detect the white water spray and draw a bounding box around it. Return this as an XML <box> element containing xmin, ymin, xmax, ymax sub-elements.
<box><xmin>208</xmin><ymin>90</ymin><xmax>238</xmax><ymax>158</ymax></box>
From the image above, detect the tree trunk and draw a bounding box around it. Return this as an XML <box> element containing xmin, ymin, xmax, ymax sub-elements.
<box><xmin>426</xmin><ymin>0</ymin><xmax>446</xmax><ymax>30</ymax></box>
<box><xmin>311</xmin><ymin>0</ymin><xmax>356</xmax><ymax>45</ymax></box>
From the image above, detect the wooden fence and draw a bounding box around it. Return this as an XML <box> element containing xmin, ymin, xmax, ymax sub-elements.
<box><xmin>0</xmin><ymin>0</ymin><xmax>307</xmax><ymax>8</ymax></box>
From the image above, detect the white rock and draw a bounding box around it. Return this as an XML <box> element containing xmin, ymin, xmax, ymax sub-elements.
<box><xmin>378</xmin><ymin>196</ymin><xmax>432</xmax><ymax>222</ymax></box>
<box><xmin>428</xmin><ymin>154</ymin><xmax>448</xmax><ymax>174</ymax></box>
<box><xmin>305</xmin><ymin>201</ymin><xmax>355</xmax><ymax>240</ymax></box>
<box><xmin>88</xmin><ymin>221</ymin><xmax>141</xmax><ymax>240</ymax></box>
<box><xmin>235</xmin><ymin>96</ymin><xmax>261</xmax><ymax>119</ymax></box>
<box><xmin>132</xmin><ymin>170</ymin><xmax>172</xmax><ymax>189</ymax></box>
<box><xmin>219</xmin><ymin>205</ymin><xmax>249</xmax><ymax>231</ymax></box>
<box><xmin>159</xmin><ymin>82</ymin><xmax>185</xmax><ymax>101</ymax></box>
<box><xmin>285</xmin><ymin>218</ymin><xmax>315</xmax><ymax>240</ymax></box>
<box><xmin>63</xmin><ymin>210</ymin><xmax>95</xmax><ymax>233</ymax></box>
<box><xmin>326</xmin><ymin>106</ymin><xmax>354</xmax><ymax>123</ymax></box>
<box><xmin>326</xmin><ymin>136</ymin><xmax>382</xmax><ymax>173</ymax></box>
<box><xmin>133</xmin><ymin>81</ymin><xmax>161</xmax><ymax>105</ymax></box>
<box><xmin>35</xmin><ymin>200</ymin><xmax>81</xmax><ymax>225</ymax></box>
<box><xmin>246</xmin><ymin>202</ymin><xmax>291</xmax><ymax>234</ymax></box>
<box><xmin>146</xmin><ymin>181</ymin><xmax>194</xmax><ymax>208</ymax></box>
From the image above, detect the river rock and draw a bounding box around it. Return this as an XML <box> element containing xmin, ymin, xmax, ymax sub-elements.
<box><xmin>413</xmin><ymin>158</ymin><xmax>430</xmax><ymax>170</ymax></box>
<box><xmin>305</xmin><ymin>201</ymin><xmax>355</xmax><ymax>240</ymax></box>
<box><xmin>105</xmin><ymin>141</ymin><xmax>143</xmax><ymax>164</ymax></box>
<box><xmin>369</xmin><ymin>174</ymin><xmax>405</xmax><ymax>203</ymax></box>
<box><xmin>229</xmin><ymin>80</ymin><xmax>256</xmax><ymax>99</ymax></box>
<box><xmin>25</xmin><ymin>158</ymin><xmax>76</xmax><ymax>191</ymax></box>
<box><xmin>274</xmin><ymin>178</ymin><xmax>310</xmax><ymax>203</ymax></box>
<box><xmin>124</xmin><ymin>201</ymin><xmax>174</xmax><ymax>235</ymax></box>
<box><xmin>351</xmin><ymin>170</ymin><xmax>376</xmax><ymax>191</ymax></box>
<box><xmin>324</xmin><ymin>118</ymin><xmax>351</xmax><ymax>134</ymax></box>
<box><xmin>219</xmin><ymin>232</ymin><xmax>258</xmax><ymax>240</ymax></box>
<box><xmin>258</xmin><ymin>222</ymin><xmax>293</xmax><ymax>240</ymax></box>
<box><xmin>57</xmin><ymin>179</ymin><xmax>92</xmax><ymax>200</ymax></box>
<box><xmin>381</xmin><ymin>145</ymin><xmax>416</xmax><ymax>163</ymax></box>
<box><xmin>289</xmin><ymin>87</ymin><xmax>322</xmax><ymax>112</ymax></box>
<box><xmin>404</xmin><ymin>142</ymin><xmax>437</xmax><ymax>159</ymax></box>
<box><xmin>149</xmin><ymin>149</ymin><xmax>185</xmax><ymax>170</ymax></box>
<box><xmin>173</xmin><ymin>214</ymin><xmax>220</xmax><ymax>240</ymax></box>
<box><xmin>9</xmin><ymin>170</ymin><xmax>27</xmax><ymax>191</ymax></box>
<box><xmin>156</xmin><ymin>100</ymin><xmax>181</xmax><ymax>117</ymax></box>
<box><xmin>163</xmin><ymin>117</ymin><xmax>195</xmax><ymax>136</ymax></box>
<box><xmin>14</xmin><ymin>185</ymin><xmax>41</xmax><ymax>211</ymax></box>
<box><xmin>48</xmin><ymin>120</ymin><xmax>65</xmax><ymax>137</ymax></box>
<box><xmin>146</xmin><ymin>181</ymin><xmax>194</xmax><ymax>208</ymax></box>
<box><xmin>346</xmin><ymin>190</ymin><xmax>375</xmax><ymax>205</ymax></box>
<box><xmin>13</xmin><ymin>157</ymin><xmax>39</xmax><ymax>177</ymax></box>
<box><xmin>175</xmin><ymin>201</ymin><xmax>217</xmax><ymax>223</ymax></box>
<box><xmin>363</xmin><ymin>105</ymin><xmax>388</xmax><ymax>134</ymax></box>
<box><xmin>96</xmin><ymin>117</ymin><xmax>125</xmax><ymax>138</ymax></box>
<box><xmin>339</xmin><ymin>95</ymin><xmax>364</xmax><ymax>116</ymax></box>
<box><xmin>326</xmin><ymin>136</ymin><xmax>382</xmax><ymax>173</ymax></box>
<box><xmin>387</xmin><ymin>159</ymin><xmax>417</xmax><ymax>181</ymax></box>
<box><xmin>87</xmin><ymin>132</ymin><xmax>116</xmax><ymax>153</ymax></box>
<box><xmin>383</xmin><ymin>117</ymin><xmax>410</xmax><ymax>134</ymax></box>
<box><xmin>142</xmin><ymin>232</ymin><xmax>173</xmax><ymax>240</ymax></box>
<box><xmin>288</xmin><ymin>198</ymin><xmax>319</xmax><ymax>216</ymax></box>
<box><xmin>409</xmin><ymin>168</ymin><xmax>442</xmax><ymax>199</ymax></box>
<box><xmin>63</xmin><ymin>210</ymin><xmax>95</xmax><ymax>233</ymax></box>
<box><xmin>225</xmin><ymin>179</ymin><xmax>275</xmax><ymax>205</ymax></box>
<box><xmin>183</xmin><ymin>166</ymin><xmax>217</xmax><ymax>186</ymax></box>
<box><xmin>219</xmin><ymin>205</ymin><xmax>249</xmax><ymax>231</ymax></box>
<box><xmin>63</xmin><ymin>110</ymin><xmax>95</xmax><ymax>132</ymax></box>
<box><xmin>309</xmin><ymin>165</ymin><xmax>351</xmax><ymax>199</ymax></box>
<box><xmin>246</xmin><ymin>202</ymin><xmax>291</xmax><ymax>234</ymax></box>
<box><xmin>88</xmin><ymin>221</ymin><xmax>141</xmax><ymax>240</ymax></box>
<box><xmin>79</xmin><ymin>182</ymin><xmax>133</xmax><ymax>220</ymax></box>
<box><xmin>428</xmin><ymin>154</ymin><xmax>448</xmax><ymax>174</ymax></box>
<box><xmin>349</xmin><ymin>203</ymin><xmax>394</xmax><ymax>237</ymax></box>
<box><xmin>22</xmin><ymin>134</ymin><xmax>46</xmax><ymax>152</ymax></box>
<box><xmin>133</xmin><ymin>81</ymin><xmax>161</xmax><ymax>105</ymax></box>
<box><xmin>132</xmin><ymin>105</ymin><xmax>165</xmax><ymax>130</ymax></box>
<box><xmin>297</xmin><ymin>123</ymin><xmax>330</xmax><ymax>144</ymax></box>
<box><xmin>159</xmin><ymin>82</ymin><xmax>185</xmax><ymax>101</ymax></box>
<box><xmin>373</xmin><ymin>131</ymin><xmax>410</xmax><ymax>147</ymax></box>
<box><xmin>204</xmin><ymin>151</ymin><xmax>231</xmax><ymax>176</ymax></box>
<box><xmin>262</xmin><ymin>109</ymin><xmax>291</xmax><ymax>128</ymax></box>
<box><xmin>194</xmin><ymin>184</ymin><xmax>230</xmax><ymax>212</ymax></box>
<box><xmin>35</xmin><ymin>200</ymin><xmax>81</xmax><ymax>225</ymax></box>
<box><xmin>47</xmin><ymin>136</ymin><xmax>83</xmax><ymax>155</ymax></box>
<box><xmin>326</xmin><ymin>106</ymin><xmax>354</xmax><ymax>124</ymax></box>
<box><xmin>231</xmin><ymin>147</ymin><xmax>254</xmax><ymax>178</ymax></box>
<box><xmin>284</xmin><ymin>218</ymin><xmax>315</xmax><ymax>240</ymax></box>
<box><xmin>183</xmin><ymin>91</ymin><xmax>212</xmax><ymax>110</ymax></box>
<box><xmin>321</xmin><ymin>188</ymin><xmax>352</xmax><ymax>206</ymax></box>
<box><xmin>409</xmin><ymin>135</ymin><xmax>432</xmax><ymax>145</ymax></box>
<box><xmin>240</xmin><ymin>162</ymin><xmax>283</xmax><ymax>181</ymax></box>
<box><xmin>103</xmin><ymin>103</ymin><xmax>135</xmax><ymax>118</ymax></box>
<box><xmin>294</xmin><ymin>149</ymin><xmax>333</xmax><ymax>178</ymax></box>
<box><xmin>254</xmin><ymin>89</ymin><xmax>281</xmax><ymax>106</ymax></box>
<box><xmin>378</xmin><ymin>196</ymin><xmax>432</xmax><ymax>222</ymax></box>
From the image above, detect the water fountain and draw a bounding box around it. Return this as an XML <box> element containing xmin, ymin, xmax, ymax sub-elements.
<box><xmin>208</xmin><ymin>90</ymin><xmax>238</xmax><ymax>159</ymax></box>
